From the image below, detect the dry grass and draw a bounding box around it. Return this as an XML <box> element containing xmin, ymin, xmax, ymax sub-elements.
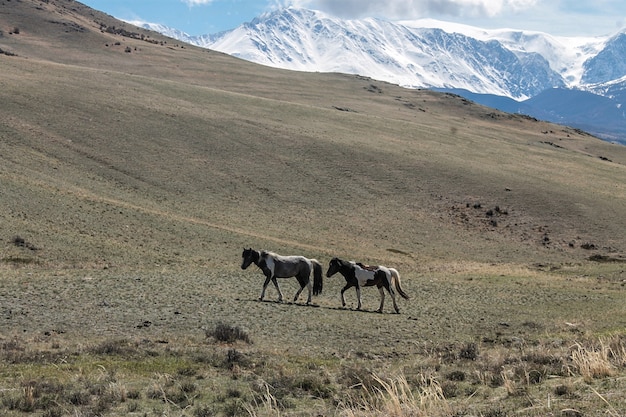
<box><xmin>571</xmin><ymin>335</ymin><xmax>626</xmax><ymax>383</ymax></box>
<box><xmin>1</xmin><ymin>1</ymin><xmax>626</xmax><ymax>416</ymax></box>
<box><xmin>1</xmin><ymin>327</ymin><xmax>626</xmax><ymax>415</ymax></box>
<box><xmin>336</xmin><ymin>373</ymin><xmax>449</xmax><ymax>417</ymax></box>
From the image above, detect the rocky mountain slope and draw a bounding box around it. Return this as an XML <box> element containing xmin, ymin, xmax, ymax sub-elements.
<box><xmin>136</xmin><ymin>7</ymin><xmax>626</xmax><ymax>143</ymax></box>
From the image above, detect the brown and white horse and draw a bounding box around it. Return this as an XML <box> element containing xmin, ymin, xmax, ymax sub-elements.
<box><xmin>326</xmin><ymin>257</ymin><xmax>409</xmax><ymax>313</ymax></box>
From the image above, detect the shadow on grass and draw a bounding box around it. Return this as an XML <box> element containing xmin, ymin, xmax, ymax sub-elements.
<box><xmin>234</xmin><ymin>297</ymin><xmax>406</xmax><ymax>314</ymax></box>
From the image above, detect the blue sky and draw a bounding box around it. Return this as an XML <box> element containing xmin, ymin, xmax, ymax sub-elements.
<box><xmin>80</xmin><ymin>0</ymin><xmax>625</xmax><ymax>37</ymax></box>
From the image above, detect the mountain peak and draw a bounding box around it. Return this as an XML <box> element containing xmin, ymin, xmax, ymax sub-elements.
<box><xmin>132</xmin><ymin>7</ymin><xmax>626</xmax><ymax>143</ymax></box>
<box><xmin>199</xmin><ymin>7</ymin><xmax>585</xmax><ymax>100</ymax></box>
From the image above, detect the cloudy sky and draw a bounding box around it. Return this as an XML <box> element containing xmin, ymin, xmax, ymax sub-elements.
<box><xmin>80</xmin><ymin>0</ymin><xmax>625</xmax><ymax>37</ymax></box>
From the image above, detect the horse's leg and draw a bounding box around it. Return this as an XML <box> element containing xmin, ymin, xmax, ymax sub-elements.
<box><xmin>377</xmin><ymin>287</ymin><xmax>385</xmax><ymax>313</ymax></box>
<box><xmin>297</xmin><ymin>284</ymin><xmax>312</xmax><ymax>304</ymax></box>
<box><xmin>292</xmin><ymin>286</ymin><xmax>311</xmax><ymax>304</ymax></box>
<box><xmin>259</xmin><ymin>276</ymin><xmax>272</xmax><ymax>301</ymax></box>
<box><xmin>389</xmin><ymin>288</ymin><xmax>400</xmax><ymax>314</ymax></box>
<box><xmin>294</xmin><ymin>270</ymin><xmax>313</xmax><ymax>304</ymax></box>
<box><xmin>293</xmin><ymin>282</ymin><xmax>306</xmax><ymax>303</ymax></box>
<box><xmin>355</xmin><ymin>285</ymin><xmax>362</xmax><ymax>310</ymax></box>
<box><xmin>383</xmin><ymin>274</ymin><xmax>400</xmax><ymax>313</ymax></box>
<box><xmin>272</xmin><ymin>277</ymin><xmax>284</xmax><ymax>302</ymax></box>
<box><xmin>305</xmin><ymin>277</ymin><xmax>313</xmax><ymax>304</ymax></box>
<box><xmin>340</xmin><ymin>284</ymin><xmax>351</xmax><ymax>308</ymax></box>
<box><xmin>293</xmin><ymin>286</ymin><xmax>300</xmax><ymax>302</ymax></box>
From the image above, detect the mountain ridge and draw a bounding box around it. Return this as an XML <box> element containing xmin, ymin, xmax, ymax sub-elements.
<box><xmin>132</xmin><ymin>7</ymin><xmax>626</xmax><ymax>144</ymax></box>
<box><xmin>132</xmin><ymin>7</ymin><xmax>619</xmax><ymax>99</ymax></box>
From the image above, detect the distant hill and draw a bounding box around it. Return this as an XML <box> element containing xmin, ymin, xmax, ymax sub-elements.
<box><xmin>135</xmin><ymin>7</ymin><xmax>626</xmax><ymax>144</ymax></box>
<box><xmin>1</xmin><ymin>0</ymin><xmax>625</xmax><ymax>270</ymax></box>
<box><xmin>434</xmin><ymin>88</ymin><xmax>626</xmax><ymax>145</ymax></box>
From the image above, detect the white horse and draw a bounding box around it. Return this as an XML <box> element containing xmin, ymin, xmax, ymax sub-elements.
<box><xmin>241</xmin><ymin>248</ymin><xmax>323</xmax><ymax>304</ymax></box>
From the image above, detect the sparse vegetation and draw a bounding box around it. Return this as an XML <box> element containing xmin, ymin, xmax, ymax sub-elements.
<box><xmin>10</xmin><ymin>235</ymin><xmax>37</xmax><ymax>250</ymax></box>
<box><xmin>209</xmin><ymin>322</ymin><xmax>253</xmax><ymax>344</ymax></box>
<box><xmin>0</xmin><ymin>266</ymin><xmax>624</xmax><ymax>415</ymax></box>
<box><xmin>1</xmin><ymin>0</ymin><xmax>626</xmax><ymax>415</ymax></box>
<box><xmin>0</xmin><ymin>47</ymin><xmax>16</xmax><ymax>56</ymax></box>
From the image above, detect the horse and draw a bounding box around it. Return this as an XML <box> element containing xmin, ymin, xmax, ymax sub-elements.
<box><xmin>241</xmin><ymin>248</ymin><xmax>323</xmax><ymax>304</ymax></box>
<box><xmin>326</xmin><ymin>257</ymin><xmax>409</xmax><ymax>313</ymax></box>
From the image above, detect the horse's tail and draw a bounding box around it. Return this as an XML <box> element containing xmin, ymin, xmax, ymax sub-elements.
<box><xmin>390</xmin><ymin>268</ymin><xmax>409</xmax><ymax>299</ymax></box>
<box><xmin>311</xmin><ymin>259</ymin><xmax>323</xmax><ymax>296</ymax></box>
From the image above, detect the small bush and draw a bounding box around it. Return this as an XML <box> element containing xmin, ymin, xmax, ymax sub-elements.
<box><xmin>0</xmin><ymin>47</ymin><xmax>17</xmax><ymax>56</ymax></box>
<box><xmin>554</xmin><ymin>384</ymin><xmax>569</xmax><ymax>396</ymax></box>
<box><xmin>460</xmin><ymin>343</ymin><xmax>479</xmax><ymax>361</ymax></box>
<box><xmin>91</xmin><ymin>339</ymin><xmax>134</xmax><ymax>355</ymax></box>
<box><xmin>194</xmin><ymin>405</ymin><xmax>214</xmax><ymax>417</ymax></box>
<box><xmin>445</xmin><ymin>370</ymin><xmax>466</xmax><ymax>381</ymax></box>
<box><xmin>11</xmin><ymin>235</ymin><xmax>38</xmax><ymax>250</ymax></box>
<box><xmin>226</xmin><ymin>348</ymin><xmax>244</xmax><ymax>364</ymax></box>
<box><xmin>440</xmin><ymin>380</ymin><xmax>458</xmax><ymax>398</ymax></box>
<box><xmin>208</xmin><ymin>323</ymin><xmax>252</xmax><ymax>344</ymax></box>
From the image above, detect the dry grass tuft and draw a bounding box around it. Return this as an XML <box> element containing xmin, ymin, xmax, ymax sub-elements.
<box><xmin>569</xmin><ymin>335</ymin><xmax>626</xmax><ymax>383</ymax></box>
<box><xmin>246</xmin><ymin>380</ymin><xmax>282</xmax><ymax>417</ymax></box>
<box><xmin>338</xmin><ymin>372</ymin><xmax>449</xmax><ymax>417</ymax></box>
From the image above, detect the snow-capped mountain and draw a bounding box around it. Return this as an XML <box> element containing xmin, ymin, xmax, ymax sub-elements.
<box><xmin>131</xmin><ymin>8</ymin><xmax>626</xmax><ymax>143</ymax></box>
<box><xmin>196</xmin><ymin>8</ymin><xmax>571</xmax><ymax>100</ymax></box>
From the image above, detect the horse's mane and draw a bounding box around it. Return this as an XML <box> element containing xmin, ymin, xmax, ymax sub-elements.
<box><xmin>356</xmin><ymin>262</ymin><xmax>378</xmax><ymax>271</ymax></box>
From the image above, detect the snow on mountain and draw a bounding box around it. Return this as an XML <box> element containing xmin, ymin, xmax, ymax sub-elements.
<box><xmin>125</xmin><ymin>20</ymin><xmax>197</xmax><ymax>45</ymax></box>
<box><xmin>582</xmin><ymin>31</ymin><xmax>626</xmax><ymax>85</ymax></box>
<box><xmin>401</xmin><ymin>18</ymin><xmax>606</xmax><ymax>88</ymax></box>
<box><xmin>128</xmin><ymin>8</ymin><xmax>626</xmax><ymax>143</ymax></box>
<box><xmin>128</xmin><ymin>8</ymin><xmax>621</xmax><ymax>100</ymax></box>
<box><xmin>194</xmin><ymin>8</ymin><xmax>565</xmax><ymax>100</ymax></box>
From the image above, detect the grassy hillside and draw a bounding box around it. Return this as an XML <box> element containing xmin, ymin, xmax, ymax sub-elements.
<box><xmin>1</xmin><ymin>1</ymin><xmax>626</xmax><ymax>416</ymax></box>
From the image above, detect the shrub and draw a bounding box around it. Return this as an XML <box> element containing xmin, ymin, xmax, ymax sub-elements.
<box><xmin>11</xmin><ymin>235</ymin><xmax>38</xmax><ymax>250</ymax></box>
<box><xmin>91</xmin><ymin>339</ymin><xmax>134</xmax><ymax>355</ymax></box>
<box><xmin>460</xmin><ymin>343</ymin><xmax>479</xmax><ymax>361</ymax></box>
<box><xmin>445</xmin><ymin>370</ymin><xmax>466</xmax><ymax>381</ymax></box>
<box><xmin>208</xmin><ymin>323</ymin><xmax>252</xmax><ymax>344</ymax></box>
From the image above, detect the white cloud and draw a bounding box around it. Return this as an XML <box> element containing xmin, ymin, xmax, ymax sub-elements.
<box><xmin>181</xmin><ymin>0</ymin><xmax>215</xmax><ymax>6</ymax></box>
<box><xmin>282</xmin><ymin>0</ymin><xmax>540</xmax><ymax>19</ymax></box>
<box><xmin>274</xmin><ymin>0</ymin><xmax>625</xmax><ymax>36</ymax></box>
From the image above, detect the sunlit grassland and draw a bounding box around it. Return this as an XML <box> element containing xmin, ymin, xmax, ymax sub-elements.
<box><xmin>1</xmin><ymin>1</ymin><xmax>626</xmax><ymax>414</ymax></box>
<box><xmin>1</xmin><ymin>263</ymin><xmax>626</xmax><ymax>415</ymax></box>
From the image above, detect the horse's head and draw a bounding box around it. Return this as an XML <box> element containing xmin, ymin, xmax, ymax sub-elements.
<box><xmin>326</xmin><ymin>257</ymin><xmax>343</xmax><ymax>277</ymax></box>
<box><xmin>241</xmin><ymin>248</ymin><xmax>258</xmax><ymax>269</ymax></box>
